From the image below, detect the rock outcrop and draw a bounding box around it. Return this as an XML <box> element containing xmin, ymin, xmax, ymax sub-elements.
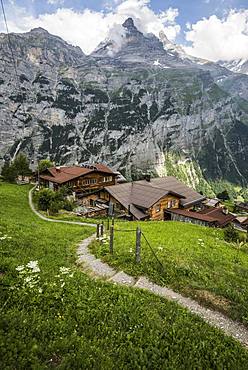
<box><xmin>0</xmin><ymin>19</ymin><xmax>248</xmax><ymax>186</ymax></box>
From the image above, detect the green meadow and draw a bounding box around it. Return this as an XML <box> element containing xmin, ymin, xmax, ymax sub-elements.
<box><xmin>1</xmin><ymin>183</ymin><xmax>248</xmax><ymax>369</ymax></box>
<box><xmin>91</xmin><ymin>220</ymin><xmax>248</xmax><ymax>325</ymax></box>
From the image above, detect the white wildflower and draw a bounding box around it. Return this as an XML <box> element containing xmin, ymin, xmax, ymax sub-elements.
<box><xmin>61</xmin><ymin>282</ymin><xmax>65</xmax><ymax>288</ymax></box>
<box><xmin>24</xmin><ymin>276</ymin><xmax>32</xmax><ymax>284</ymax></box>
<box><xmin>38</xmin><ymin>288</ymin><xmax>42</xmax><ymax>293</ymax></box>
<box><xmin>26</xmin><ymin>260</ymin><xmax>40</xmax><ymax>273</ymax></box>
<box><xmin>16</xmin><ymin>265</ymin><xmax>25</xmax><ymax>272</ymax></box>
<box><xmin>59</xmin><ymin>267</ymin><xmax>71</xmax><ymax>275</ymax></box>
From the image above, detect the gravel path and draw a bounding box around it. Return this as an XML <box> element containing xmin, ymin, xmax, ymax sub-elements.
<box><xmin>29</xmin><ymin>187</ymin><xmax>248</xmax><ymax>349</ymax></box>
<box><xmin>77</xmin><ymin>236</ymin><xmax>248</xmax><ymax>349</ymax></box>
<box><xmin>29</xmin><ymin>187</ymin><xmax>96</xmax><ymax>227</ymax></box>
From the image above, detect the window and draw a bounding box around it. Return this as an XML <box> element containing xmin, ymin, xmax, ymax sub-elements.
<box><xmin>155</xmin><ymin>204</ymin><xmax>161</xmax><ymax>213</ymax></box>
<box><xmin>103</xmin><ymin>176</ymin><xmax>112</xmax><ymax>182</ymax></box>
<box><xmin>171</xmin><ymin>199</ymin><xmax>177</xmax><ymax>207</ymax></box>
<box><xmin>167</xmin><ymin>199</ymin><xmax>177</xmax><ymax>209</ymax></box>
<box><xmin>84</xmin><ymin>178</ymin><xmax>97</xmax><ymax>185</ymax></box>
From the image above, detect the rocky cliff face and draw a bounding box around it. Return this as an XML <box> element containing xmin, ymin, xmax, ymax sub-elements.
<box><xmin>0</xmin><ymin>19</ymin><xmax>248</xmax><ymax>186</ymax></box>
<box><xmin>219</xmin><ymin>59</ymin><xmax>248</xmax><ymax>76</ymax></box>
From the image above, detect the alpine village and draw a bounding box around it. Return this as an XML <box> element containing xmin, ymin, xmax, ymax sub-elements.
<box><xmin>1</xmin><ymin>1</ymin><xmax>248</xmax><ymax>369</ymax></box>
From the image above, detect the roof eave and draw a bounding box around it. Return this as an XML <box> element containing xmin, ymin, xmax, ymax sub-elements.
<box><xmin>181</xmin><ymin>196</ymin><xmax>206</xmax><ymax>208</ymax></box>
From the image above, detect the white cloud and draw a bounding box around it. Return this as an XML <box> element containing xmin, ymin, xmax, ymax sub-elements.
<box><xmin>47</xmin><ymin>0</ymin><xmax>64</xmax><ymax>4</ymax></box>
<box><xmin>184</xmin><ymin>9</ymin><xmax>248</xmax><ymax>61</ymax></box>
<box><xmin>0</xmin><ymin>0</ymin><xmax>180</xmax><ymax>54</ymax></box>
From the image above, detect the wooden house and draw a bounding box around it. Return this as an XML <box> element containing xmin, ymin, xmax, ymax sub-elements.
<box><xmin>166</xmin><ymin>209</ymin><xmax>217</xmax><ymax>227</ymax></box>
<box><xmin>166</xmin><ymin>206</ymin><xmax>236</xmax><ymax>228</ymax></box>
<box><xmin>39</xmin><ymin>164</ymin><xmax>116</xmax><ymax>199</ymax></box>
<box><xmin>203</xmin><ymin>198</ymin><xmax>221</xmax><ymax>208</ymax></box>
<box><xmin>235</xmin><ymin>202</ymin><xmax>248</xmax><ymax>214</ymax></box>
<box><xmin>100</xmin><ymin>176</ymin><xmax>205</xmax><ymax>221</ymax></box>
<box><xmin>233</xmin><ymin>216</ymin><xmax>248</xmax><ymax>232</ymax></box>
<box><xmin>166</xmin><ymin>207</ymin><xmax>236</xmax><ymax>228</ymax></box>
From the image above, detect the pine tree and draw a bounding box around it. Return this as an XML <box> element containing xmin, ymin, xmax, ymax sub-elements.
<box><xmin>1</xmin><ymin>161</ymin><xmax>17</xmax><ymax>183</ymax></box>
<box><xmin>13</xmin><ymin>153</ymin><xmax>32</xmax><ymax>180</ymax></box>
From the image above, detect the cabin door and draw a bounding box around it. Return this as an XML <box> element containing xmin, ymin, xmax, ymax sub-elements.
<box><xmin>164</xmin><ymin>210</ymin><xmax>171</xmax><ymax>221</ymax></box>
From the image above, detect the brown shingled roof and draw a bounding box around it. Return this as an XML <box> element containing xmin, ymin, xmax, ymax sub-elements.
<box><xmin>198</xmin><ymin>207</ymin><xmax>236</xmax><ymax>227</ymax></box>
<box><xmin>40</xmin><ymin>164</ymin><xmax>115</xmax><ymax>184</ymax></box>
<box><xmin>105</xmin><ymin>182</ymin><xmax>185</xmax><ymax>212</ymax></box>
<box><xmin>138</xmin><ymin>177</ymin><xmax>205</xmax><ymax>207</ymax></box>
<box><xmin>129</xmin><ymin>204</ymin><xmax>147</xmax><ymax>220</ymax></box>
<box><xmin>168</xmin><ymin>209</ymin><xmax>218</xmax><ymax>223</ymax></box>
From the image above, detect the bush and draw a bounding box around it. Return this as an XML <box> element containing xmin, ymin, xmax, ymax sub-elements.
<box><xmin>217</xmin><ymin>190</ymin><xmax>230</xmax><ymax>201</ymax></box>
<box><xmin>36</xmin><ymin>188</ymin><xmax>72</xmax><ymax>214</ymax></box>
<box><xmin>238</xmin><ymin>233</ymin><xmax>247</xmax><ymax>244</ymax></box>
<box><xmin>224</xmin><ymin>224</ymin><xmax>239</xmax><ymax>243</ymax></box>
<box><xmin>38</xmin><ymin>159</ymin><xmax>53</xmax><ymax>173</ymax></box>
<box><xmin>63</xmin><ymin>199</ymin><xmax>75</xmax><ymax>212</ymax></box>
<box><xmin>49</xmin><ymin>200</ymin><xmax>61</xmax><ymax>215</ymax></box>
<box><xmin>37</xmin><ymin>188</ymin><xmax>55</xmax><ymax>211</ymax></box>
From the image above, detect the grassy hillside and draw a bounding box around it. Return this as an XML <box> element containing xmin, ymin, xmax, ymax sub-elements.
<box><xmin>91</xmin><ymin>220</ymin><xmax>248</xmax><ymax>325</ymax></box>
<box><xmin>1</xmin><ymin>183</ymin><xmax>248</xmax><ymax>369</ymax></box>
<box><xmin>163</xmin><ymin>152</ymin><xmax>248</xmax><ymax>201</ymax></box>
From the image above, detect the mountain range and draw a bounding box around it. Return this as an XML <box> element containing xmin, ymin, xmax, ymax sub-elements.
<box><xmin>0</xmin><ymin>18</ymin><xmax>248</xmax><ymax>191</ymax></box>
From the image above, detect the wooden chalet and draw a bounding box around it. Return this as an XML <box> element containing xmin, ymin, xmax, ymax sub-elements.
<box><xmin>235</xmin><ymin>202</ymin><xmax>248</xmax><ymax>213</ymax></box>
<box><xmin>233</xmin><ymin>216</ymin><xmax>248</xmax><ymax>232</ymax></box>
<box><xmin>167</xmin><ymin>207</ymin><xmax>236</xmax><ymax>228</ymax></box>
<box><xmin>100</xmin><ymin>176</ymin><xmax>205</xmax><ymax>221</ymax></box>
<box><xmin>39</xmin><ymin>164</ymin><xmax>117</xmax><ymax>199</ymax></box>
<box><xmin>203</xmin><ymin>198</ymin><xmax>221</xmax><ymax>208</ymax></box>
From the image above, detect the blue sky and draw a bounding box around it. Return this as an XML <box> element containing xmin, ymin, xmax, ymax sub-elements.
<box><xmin>1</xmin><ymin>0</ymin><xmax>248</xmax><ymax>60</ymax></box>
<box><xmin>12</xmin><ymin>0</ymin><xmax>248</xmax><ymax>26</ymax></box>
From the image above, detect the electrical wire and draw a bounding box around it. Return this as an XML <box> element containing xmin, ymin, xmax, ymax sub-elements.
<box><xmin>0</xmin><ymin>0</ymin><xmax>20</xmax><ymax>90</ymax></box>
<box><xmin>0</xmin><ymin>0</ymin><xmax>30</xmax><ymax>162</ymax></box>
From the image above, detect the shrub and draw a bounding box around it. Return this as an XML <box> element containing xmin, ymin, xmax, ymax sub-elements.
<box><xmin>48</xmin><ymin>200</ymin><xmax>61</xmax><ymax>215</ymax></box>
<box><xmin>37</xmin><ymin>188</ymin><xmax>55</xmax><ymax>211</ymax></box>
<box><xmin>224</xmin><ymin>224</ymin><xmax>239</xmax><ymax>243</ymax></box>
<box><xmin>38</xmin><ymin>159</ymin><xmax>53</xmax><ymax>173</ymax></box>
<box><xmin>217</xmin><ymin>190</ymin><xmax>230</xmax><ymax>201</ymax></box>
<box><xmin>238</xmin><ymin>233</ymin><xmax>247</xmax><ymax>244</ymax></box>
<box><xmin>63</xmin><ymin>199</ymin><xmax>75</xmax><ymax>212</ymax></box>
<box><xmin>59</xmin><ymin>185</ymin><xmax>73</xmax><ymax>197</ymax></box>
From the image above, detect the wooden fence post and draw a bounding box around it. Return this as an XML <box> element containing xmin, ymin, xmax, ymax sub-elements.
<box><xmin>112</xmin><ymin>217</ymin><xmax>114</xmax><ymax>226</ymax></box>
<box><xmin>110</xmin><ymin>225</ymin><xmax>114</xmax><ymax>254</ymax></box>
<box><xmin>96</xmin><ymin>224</ymin><xmax>100</xmax><ymax>238</ymax></box>
<box><xmin>100</xmin><ymin>223</ymin><xmax>104</xmax><ymax>237</ymax></box>
<box><xmin>135</xmin><ymin>227</ymin><xmax>141</xmax><ymax>264</ymax></box>
<box><xmin>107</xmin><ymin>218</ymin><xmax>110</xmax><ymax>231</ymax></box>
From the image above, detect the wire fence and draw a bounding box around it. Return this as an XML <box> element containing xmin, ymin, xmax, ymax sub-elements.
<box><xmin>96</xmin><ymin>220</ymin><xmax>165</xmax><ymax>270</ymax></box>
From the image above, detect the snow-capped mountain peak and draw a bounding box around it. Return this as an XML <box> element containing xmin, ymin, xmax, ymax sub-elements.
<box><xmin>218</xmin><ymin>59</ymin><xmax>248</xmax><ymax>75</ymax></box>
